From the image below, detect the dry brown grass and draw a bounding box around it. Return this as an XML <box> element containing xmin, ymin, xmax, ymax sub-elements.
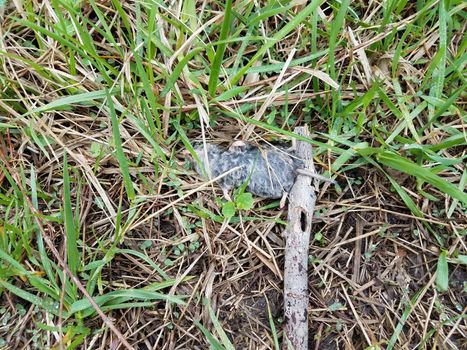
<box><xmin>0</xmin><ymin>0</ymin><xmax>466</xmax><ymax>349</ymax></box>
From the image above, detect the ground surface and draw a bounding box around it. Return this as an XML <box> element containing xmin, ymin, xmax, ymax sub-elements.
<box><xmin>0</xmin><ymin>1</ymin><xmax>466</xmax><ymax>349</ymax></box>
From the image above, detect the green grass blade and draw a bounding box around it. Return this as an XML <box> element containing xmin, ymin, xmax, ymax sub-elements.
<box><xmin>266</xmin><ymin>298</ymin><xmax>280</xmax><ymax>350</ymax></box>
<box><xmin>391</xmin><ymin>23</ymin><xmax>412</xmax><ymax>77</ymax></box>
<box><xmin>206</xmin><ymin>298</ymin><xmax>235</xmax><ymax>350</ymax></box>
<box><xmin>447</xmin><ymin>170</ymin><xmax>466</xmax><ymax>218</ymax></box>
<box><xmin>0</xmin><ymin>279</ymin><xmax>60</xmax><ymax>316</ymax></box>
<box><xmin>23</xmin><ymin>89</ymin><xmax>111</xmax><ymax>117</ymax></box>
<box><xmin>63</xmin><ymin>152</ymin><xmax>79</xmax><ymax>276</ymax></box>
<box><xmin>384</xmin><ymin>173</ymin><xmax>424</xmax><ymax>218</ymax></box>
<box><xmin>421</xmin><ymin>86</ymin><xmax>465</xmax><ymax>132</ymax></box>
<box><xmin>230</xmin><ymin>0</ymin><xmax>323</xmax><ymax>86</ymax></box>
<box><xmin>425</xmin><ymin>132</ymin><xmax>466</xmax><ymax>152</ymax></box>
<box><xmin>387</xmin><ymin>288</ymin><xmax>424</xmax><ymax>350</ymax></box>
<box><xmin>133</xmin><ymin>50</ymin><xmax>162</xmax><ymax>130</ymax></box>
<box><xmin>213</xmin><ymin>86</ymin><xmax>248</xmax><ymax>102</ymax></box>
<box><xmin>328</xmin><ymin>0</ymin><xmax>350</xmax><ymax>80</ymax></box>
<box><xmin>194</xmin><ymin>320</ymin><xmax>225</xmax><ymax>350</ymax></box>
<box><xmin>428</xmin><ymin>0</ymin><xmax>447</xmax><ymax>101</ymax></box>
<box><xmin>115</xmin><ymin>249</ymin><xmax>169</xmax><ymax>280</ymax></box>
<box><xmin>208</xmin><ymin>0</ymin><xmax>233</xmax><ymax>96</ymax></box>
<box><xmin>210</xmin><ymin>50</ymin><xmax>326</xmax><ymax>77</ymax></box>
<box><xmin>69</xmin><ymin>287</ymin><xmax>185</xmax><ymax>315</ymax></box>
<box><xmin>31</xmin><ymin>166</ymin><xmax>60</xmax><ymax>291</ymax></box>
<box><xmin>126</xmin><ymin>113</ymin><xmax>167</xmax><ymax>163</ymax></box>
<box><xmin>247</xmin><ymin>2</ymin><xmax>294</xmax><ymax>27</ymax></box>
<box><xmin>376</xmin><ymin>151</ymin><xmax>467</xmax><ymax>205</ymax></box>
<box><xmin>0</xmin><ymin>257</ymin><xmax>63</xmax><ymax>313</ymax></box>
<box><xmin>108</xmin><ymin>94</ymin><xmax>136</xmax><ymax>201</ymax></box>
<box><xmin>87</xmin><ymin>0</ymin><xmax>124</xmax><ymax>56</ymax></box>
<box><xmin>161</xmin><ymin>47</ymin><xmax>203</xmax><ymax>98</ymax></box>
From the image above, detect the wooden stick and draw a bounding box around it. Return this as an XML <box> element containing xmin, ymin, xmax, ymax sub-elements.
<box><xmin>283</xmin><ymin>126</ymin><xmax>317</xmax><ymax>350</ymax></box>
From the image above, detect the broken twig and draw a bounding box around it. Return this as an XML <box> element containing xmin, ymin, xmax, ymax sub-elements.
<box><xmin>283</xmin><ymin>126</ymin><xmax>317</xmax><ymax>350</ymax></box>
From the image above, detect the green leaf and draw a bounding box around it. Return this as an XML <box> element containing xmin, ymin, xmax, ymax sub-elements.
<box><xmin>327</xmin><ymin>302</ymin><xmax>344</xmax><ymax>312</ymax></box>
<box><xmin>90</xmin><ymin>142</ymin><xmax>102</xmax><ymax>158</ymax></box>
<box><xmin>451</xmin><ymin>255</ymin><xmax>467</xmax><ymax>265</ymax></box>
<box><xmin>236</xmin><ymin>192</ymin><xmax>253</xmax><ymax>210</ymax></box>
<box><xmin>222</xmin><ymin>201</ymin><xmax>236</xmax><ymax>218</ymax></box>
<box><xmin>436</xmin><ymin>251</ymin><xmax>449</xmax><ymax>292</ymax></box>
<box><xmin>181</xmin><ymin>0</ymin><xmax>197</xmax><ymax>30</ymax></box>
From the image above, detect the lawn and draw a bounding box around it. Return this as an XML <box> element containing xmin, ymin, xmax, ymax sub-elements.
<box><xmin>0</xmin><ymin>0</ymin><xmax>466</xmax><ymax>349</ymax></box>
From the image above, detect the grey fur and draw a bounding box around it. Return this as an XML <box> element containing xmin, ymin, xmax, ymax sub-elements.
<box><xmin>190</xmin><ymin>142</ymin><xmax>307</xmax><ymax>199</ymax></box>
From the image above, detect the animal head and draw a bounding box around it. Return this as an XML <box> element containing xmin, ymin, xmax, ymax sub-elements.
<box><xmin>185</xmin><ymin>143</ymin><xmax>224</xmax><ymax>177</ymax></box>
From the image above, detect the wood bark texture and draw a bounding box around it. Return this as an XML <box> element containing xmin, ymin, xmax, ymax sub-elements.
<box><xmin>283</xmin><ymin>126</ymin><xmax>317</xmax><ymax>350</ymax></box>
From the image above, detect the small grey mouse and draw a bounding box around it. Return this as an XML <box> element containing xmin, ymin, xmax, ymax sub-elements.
<box><xmin>185</xmin><ymin>141</ymin><xmax>334</xmax><ymax>202</ymax></box>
